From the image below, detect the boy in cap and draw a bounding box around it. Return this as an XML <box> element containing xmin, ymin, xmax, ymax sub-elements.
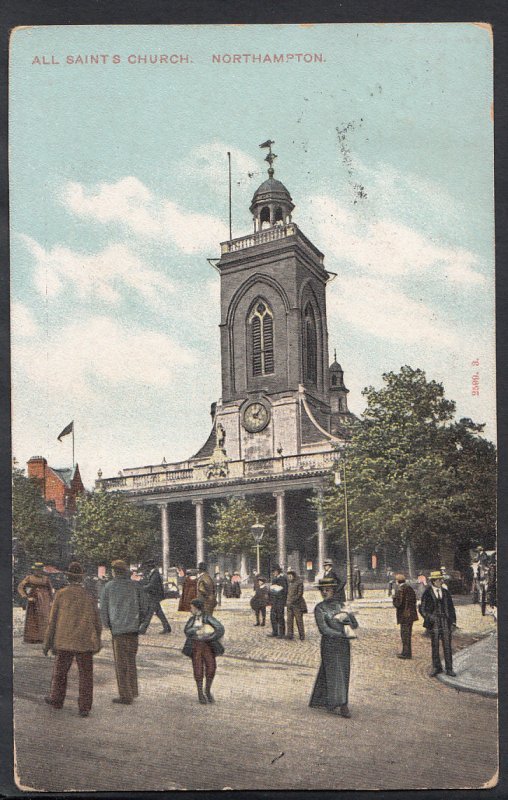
<box><xmin>43</xmin><ymin>562</ymin><xmax>102</xmax><ymax>717</ymax></box>
<box><xmin>420</xmin><ymin>571</ymin><xmax>457</xmax><ymax>677</ymax></box>
<box><xmin>250</xmin><ymin>575</ymin><xmax>269</xmax><ymax>626</ymax></box>
<box><xmin>182</xmin><ymin>597</ymin><xmax>225</xmax><ymax>704</ymax></box>
<box><xmin>392</xmin><ymin>573</ymin><xmax>418</xmax><ymax>659</ymax></box>
<box><xmin>100</xmin><ymin>559</ymin><xmax>144</xmax><ymax>704</ymax></box>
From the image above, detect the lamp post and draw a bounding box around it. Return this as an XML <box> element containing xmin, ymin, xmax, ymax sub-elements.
<box><xmin>335</xmin><ymin>452</ymin><xmax>353</xmax><ymax>602</ymax></box>
<box><xmin>251</xmin><ymin>521</ymin><xmax>265</xmax><ymax>575</ymax></box>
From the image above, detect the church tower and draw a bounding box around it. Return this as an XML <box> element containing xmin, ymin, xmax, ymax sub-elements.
<box><xmin>193</xmin><ymin>142</ymin><xmax>352</xmax><ymax>464</ymax></box>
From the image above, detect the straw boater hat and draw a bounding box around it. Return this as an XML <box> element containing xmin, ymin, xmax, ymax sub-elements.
<box><xmin>32</xmin><ymin>562</ymin><xmax>44</xmax><ymax>570</ymax></box>
<box><xmin>429</xmin><ymin>571</ymin><xmax>444</xmax><ymax>582</ymax></box>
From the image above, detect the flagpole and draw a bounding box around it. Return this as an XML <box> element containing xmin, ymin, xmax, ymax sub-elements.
<box><xmin>72</xmin><ymin>422</ymin><xmax>75</xmax><ymax>468</ymax></box>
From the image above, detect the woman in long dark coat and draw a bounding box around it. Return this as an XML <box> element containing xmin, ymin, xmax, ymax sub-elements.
<box><xmin>309</xmin><ymin>577</ymin><xmax>358</xmax><ymax>718</ymax></box>
<box><xmin>17</xmin><ymin>563</ymin><xmax>54</xmax><ymax>643</ymax></box>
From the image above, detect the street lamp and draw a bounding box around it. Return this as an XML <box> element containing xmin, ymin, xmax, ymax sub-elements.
<box><xmin>335</xmin><ymin>452</ymin><xmax>353</xmax><ymax>602</ymax></box>
<box><xmin>251</xmin><ymin>521</ymin><xmax>265</xmax><ymax>575</ymax></box>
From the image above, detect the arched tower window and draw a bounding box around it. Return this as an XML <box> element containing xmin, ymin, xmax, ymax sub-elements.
<box><xmin>303</xmin><ymin>304</ymin><xmax>317</xmax><ymax>385</ymax></box>
<box><xmin>274</xmin><ymin>206</ymin><xmax>284</xmax><ymax>225</ymax></box>
<box><xmin>260</xmin><ymin>206</ymin><xmax>271</xmax><ymax>229</ymax></box>
<box><xmin>331</xmin><ymin>374</ymin><xmax>337</xmax><ymax>386</ymax></box>
<box><xmin>249</xmin><ymin>300</ymin><xmax>275</xmax><ymax>376</ymax></box>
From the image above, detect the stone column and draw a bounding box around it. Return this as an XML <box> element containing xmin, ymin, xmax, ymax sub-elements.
<box><xmin>193</xmin><ymin>499</ymin><xmax>205</xmax><ymax>566</ymax></box>
<box><xmin>315</xmin><ymin>487</ymin><xmax>326</xmax><ymax>575</ymax></box>
<box><xmin>160</xmin><ymin>504</ymin><xmax>170</xmax><ymax>581</ymax></box>
<box><xmin>273</xmin><ymin>491</ymin><xmax>287</xmax><ymax>569</ymax></box>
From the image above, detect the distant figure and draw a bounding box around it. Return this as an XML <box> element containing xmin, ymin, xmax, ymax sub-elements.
<box><xmin>250</xmin><ymin>576</ymin><xmax>269</xmax><ymax>626</ymax></box>
<box><xmin>138</xmin><ymin>559</ymin><xmax>171</xmax><ymax>635</ymax></box>
<box><xmin>223</xmin><ymin>571</ymin><xmax>233</xmax><ymax>599</ymax></box>
<box><xmin>286</xmin><ymin>567</ymin><xmax>307</xmax><ymax>640</ymax></box>
<box><xmin>267</xmin><ymin>565</ymin><xmax>288</xmax><ymax>638</ymax></box>
<box><xmin>182</xmin><ymin>597</ymin><xmax>225</xmax><ymax>704</ymax></box>
<box><xmin>178</xmin><ymin>569</ymin><xmax>198</xmax><ymax>612</ymax></box>
<box><xmin>352</xmin><ymin>565</ymin><xmax>363</xmax><ymax>599</ymax></box>
<box><xmin>487</xmin><ymin>559</ymin><xmax>497</xmax><ymax>610</ymax></box>
<box><xmin>309</xmin><ymin>576</ymin><xmax>358</xmax><ymax>718</ymax></box>
<box><xmin>18</xmin><ymin>562</ymin><xmax>53</xmax><ymax>643</ymax></box>
<box><xmin>323</xmin><ymin>559</ymin><xmax>346</xmax><ymax>602</ymax></box>
<box><xmin>197</xmin><ymin>562</ymin><xmax>217</xmax><ymax>615</ymax></box>
<box><xmin>100</xmin><ymin>559</ymin><xmax>144</xmax><ymax>705</ymax></box>
<box><xmin>231</xmin><ymin>571</ymin><xmax>242</xmax><ymax>598</ymax></box>
<box><xmin>387</xmin><ymin>569</ymin><xmax>395</xmax><ymax>597</ymax></box>
<box><xmin>420</xmin><ymin>571</ymin><xmax>457</xmax><ymax>678</ymax></box>
<box><xmin>214</xmin><ymin>571</ymin><xmax>223</xmax><ymax>607</ymax></box>
<box><xmin>43</xmin><ymin>562</ymin><xmax>102</xmax><ymax>717</ymax></box>
<box><xmin>392</xmin><ymin>573</ymin><xmax>419</xmax><ymax>659</ymax></box>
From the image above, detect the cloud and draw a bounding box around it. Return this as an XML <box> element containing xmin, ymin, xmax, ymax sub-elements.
<box><xmin>328</xmin><ymin>275</ymin><xmax>461</xmax><ymax>350</ymax></box>
<box><xmin>21</xmin><ymin>235</ymin><xmax>175</xmax><ymax>308</ymax></box>
<box><xmin>13</xmin><ymin>315</ymin><xmax>195</xmax><ymax>399</ymax></box>
<box><xmin>11</xmin><ymin>302</ymin><xmax>39</xmax><ymax>337</ymax></box>
<box><xmin>61</xmin><ymin>176</ymin><xmax>229</xmax><ymax>253</ymax></box>
<box><xmin>184</xmin><ymin>140</ymin><xmax>260</xmax><ymax>190</ymax></box>
<box><xmin>304</xmin><ymin>195</ymin><xmax>485</xmax><ymax>286</ymax></box>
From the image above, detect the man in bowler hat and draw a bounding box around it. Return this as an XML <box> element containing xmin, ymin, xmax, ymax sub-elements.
<box><xmin>420</xmin><ymin>570</ymin><xmax>457</xmax><ymax>677</ymax></box>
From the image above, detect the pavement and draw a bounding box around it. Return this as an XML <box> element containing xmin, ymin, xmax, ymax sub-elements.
<box><xmin>438</xmin><ymin>630</ymin><xmax>498</xmax><ymax>697</ymax></box>
<box><xmin>11</xmin><ymin>589</ymin><xmax>498</xmax><ymax>792</ymax></box>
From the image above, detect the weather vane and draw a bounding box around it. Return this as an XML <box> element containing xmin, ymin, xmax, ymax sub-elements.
<box><xmin>259</xmin><ymin>139</ymin><xmax>277</xmax><ymax>177</ymax></box>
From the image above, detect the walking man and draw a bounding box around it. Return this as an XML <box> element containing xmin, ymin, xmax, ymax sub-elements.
<box><xmin>138</xmin><ymin>559</ymin><xmax>171</xmax><ymax>635</ymax></box>
<box><xmin>420</xmin><ymin>570</ymin><xmax>457</xmax><ymax>677</ymax></box>
<box><xmin>196</xmin><ymin>562</ymin><xmax>217</xmax><ymax>615</ymax></box>
<box><xmin>286</xmin><ymin>567</ymin><xmax>307</xmax><ymax>640</ymax></box>
<box><xmin>43</xmin><ymin>562</ymin><xmax>102</xmax><ymax>718</ymax></box>
<box><xmin>268</xmin><ymin>565</ymin><xmax>288</xmax><ymax>638</ymax></box>
<box><xmin>392</xmin><ymin>573</ymin><xmax>418</xmax><ymax>659</ymax></box>
<box><xmin>100</xmin><ymin>559</ymin><xmax>144</xmax><ymax>705</ymax></box>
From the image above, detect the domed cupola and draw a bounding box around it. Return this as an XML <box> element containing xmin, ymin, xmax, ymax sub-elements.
<box><xmin>329</xmin><ymin>350</ymin><xmax>350</xmax><ymax>414</ymax></box>
<box><xmin>250</xmin><ymin>140</ymin><xmax>295</xmax><ymax>232</ymax></box>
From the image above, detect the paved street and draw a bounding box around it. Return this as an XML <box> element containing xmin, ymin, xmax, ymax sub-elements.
<box><xmin>13</xmin><ymin>591</ymin><xmax>497</xmax><ymax>792</ymax></box>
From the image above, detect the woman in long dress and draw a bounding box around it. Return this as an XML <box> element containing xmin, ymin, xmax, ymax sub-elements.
<box><xmin>309</xmin><ymin>577</ymin><xmax>357</xmax><ymax>718</ymax></box>
<box><xmin>18</xmin><ymin>562</ymin><xmax>53</xmax><ymax>643</ymax></box>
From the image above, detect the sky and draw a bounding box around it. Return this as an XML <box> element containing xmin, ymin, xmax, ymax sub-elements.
<box><xmin>10</xmin><ymin>24</ymin><xmax>495</xmax><ymax>488</ymax></box>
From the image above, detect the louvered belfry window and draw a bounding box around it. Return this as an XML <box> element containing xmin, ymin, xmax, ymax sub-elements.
<box><xmin>249</xmin><ymin>301</ymin><xmax>274</xmax><ymax>376</ymax></box>
<box><xmin>304</xmin><ymin>304</ymin><xmax>318</xmax><ymax>385</ymax></box>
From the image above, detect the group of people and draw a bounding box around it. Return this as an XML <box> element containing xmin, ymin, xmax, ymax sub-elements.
<box><xmin>250</xmin><ymin>565</ymin><xmax>308</xmax><ymax>640</ymax></box>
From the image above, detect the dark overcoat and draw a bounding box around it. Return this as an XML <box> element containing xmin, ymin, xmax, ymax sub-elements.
<box><xmin>419</xmin><ymin>586</ymin><xmax>456</xmax><ymax>629</ymax></box>
<box><xmin>143</xmin><ymin>569</ymin><xmax>165</xmax><ymax>602</ymax></box>
<box><xmin>270</xmin><ymin>574</ymin><xmax>288</xmax><ymax>607</ymax></box>
<box><xmin>182</xmin><ymin>613</ymin><xmax>225</xmax><ymax>657</ymax></box>
<box><xmin>309</xmin><ymin>598</ymin><xmax>355</xmax><ymax>710</ymax></box>
<box><xmin>392</xmin><ymin>582</ymin><xmax>419</xmax><ymax>624</ymax></box>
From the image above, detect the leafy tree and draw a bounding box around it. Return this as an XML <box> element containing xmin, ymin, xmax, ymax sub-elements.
<box><xmin>72</xmin><ymin>490</ymin><xmax>158</xmax><ymax>566</ymax></box>
<box><xmin>12</xmin><ymin>467</ymin><xmax>61</xmax><ymax>563</ymax></box>
<box><xmin>315</xmin><ymin>367</ymin><xmax>496</xmax><ymax>568</ymax></box>
<box><xmin>207</xmin><ymin>497</ymin><xmax>276</xmax><ymax>558</ymax></box>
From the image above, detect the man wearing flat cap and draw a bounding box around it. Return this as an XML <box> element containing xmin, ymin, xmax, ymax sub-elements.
<box><xmin>100</xmin><ymin>559</ymin><xmax>144</xmax><ymax>704</ymax></box>
<box><xmin>420</xmin><ymin>570</ymin><xmax>457</xmax><ymax>677</ymax></box>
<box><xmin>392</xmin><ymin>573</ymin><xmax>418</xmax><ymax>659</ymax></box>
<box><xmin>43</xmin><ymin>562</ymin><xmax>102</xmax><ymax>717</ymax></box>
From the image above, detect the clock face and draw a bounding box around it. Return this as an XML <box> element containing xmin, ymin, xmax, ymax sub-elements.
<box><xmin>243</xmin><ymin>401</ymin><xmax>270</xmax><ymax>433</ymax></box>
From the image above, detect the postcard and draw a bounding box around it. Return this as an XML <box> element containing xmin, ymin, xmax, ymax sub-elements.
<box><xmin>9</xmin><ymin>23</ymin><xmax>497</xmax><ymax>792</ymax></box>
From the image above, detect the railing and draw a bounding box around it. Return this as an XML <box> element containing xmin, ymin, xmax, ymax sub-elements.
<box><xmin>221</xmin><ymin>224</ymin><xmax>297</xmax><ymax>254</ymax></box>
<box><xmin>98</xmin><ymin>450</ymin><xmax>336</xmax><ymax>493</ymax></box>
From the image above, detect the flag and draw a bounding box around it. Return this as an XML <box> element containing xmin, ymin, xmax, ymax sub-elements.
<box><xmin>259</xmin><ymin>139</ymin><xmax>274</xmax><ymax>149</ymax></box>
<box><xmin>57</xmin><ymin>421</ymin><xmax>74</xmax><ymax>441</ymax></box>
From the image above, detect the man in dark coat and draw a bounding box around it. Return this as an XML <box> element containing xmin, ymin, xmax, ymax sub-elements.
<box><xmin>309</xmin><ymin>577</ymin><xmax>358</xmax><ymax>717</ymax></box>
<box><xmin>267</xmin><ymin>565</ymin><xmax>288</xmax><ymax>638</ymax></box>
<box><xmin>286</xmin><ymin>568</ymin><xmax>307</xmax><ymax>640</ymax></box>
<box><xmin>392</xmin><ymin>573</ymin><xmax>419</xmax><ymax>659</ymax></box>
<box><xmin>138</xmin><ymin>560</ymin><xmax>171</xmax><ymax>635</ymax></box>
<box><xmin>197</xmin><ymin>562</ymin><xmax>217</xmax><ymax>615</ymax></box>
<box><xmin>420</xmin><ymin>571</ymin><xmax>457</xmax><ymax>677</ymax></box>
<box><xmin>352</xmin><ymin>565</ymin><xmax>363</xmax><ymax>599</ymax></box>
<box><xmin>323</xmin><ymin>559</ymin><xmax>346</xmax><ymax>602</ymax></box>
<box><xmin>250</xmin><ymin>576</ymin><xmax>269</xmax><ymax>626</ymax></box>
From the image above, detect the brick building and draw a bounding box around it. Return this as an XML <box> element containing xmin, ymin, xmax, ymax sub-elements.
<box><xmin>27</xmin><ymin>456</ymin><xmax>85</xmax><ymax>515</ymax></box>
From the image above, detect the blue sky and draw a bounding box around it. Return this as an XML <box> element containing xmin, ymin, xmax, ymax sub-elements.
<box><xmin>10</xmin><ymin>24</ymin><xmax>495</xmax><ymax>487</ymax></box>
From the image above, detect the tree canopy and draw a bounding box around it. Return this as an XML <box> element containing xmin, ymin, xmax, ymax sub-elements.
<box><xmin>207</xmin><ymin>497</ymin><xmax>276</xmax><ymax>557</ymax></box>
<box><xmin>12</xmin><ymin>467</ymin><xmax>62</xmax><ymax>563</ymax></box>
<box><xmin>316</xmin><ymin>367</ymin><xmax>496</xmax><ymax>565</ymax></box>
<box><xmin>72</xmin><ymin>490</ymin><xmax>158</xmax><ymax>566</ymax></box>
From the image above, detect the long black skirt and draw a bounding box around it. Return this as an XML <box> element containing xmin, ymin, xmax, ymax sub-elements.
<box><xmin>309</xmin><ymin>636</ymin><xmax>350</xmax><ymax>709</ymax></box>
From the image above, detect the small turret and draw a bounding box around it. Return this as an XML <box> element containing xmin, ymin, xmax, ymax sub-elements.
<box><xmin>250</xmin><ymin>140</ymin><xmax>294</xmax><ymax>232</ymax></box>
<box><xmin>329</xmin><ymin>350</ymin><xmax>349</xmax><ymax>414</ymax></box>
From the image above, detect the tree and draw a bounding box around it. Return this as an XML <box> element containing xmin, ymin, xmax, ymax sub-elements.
<box><xmin>207</xmin><ymin>497</ymin><xmax>276</xmax><ymax>559</ymax></box>
<box><xmin>72</xmin><ymin>490</ymin><xmax>158</xmax><ymax>566</ymax></box>
<box><xmin>12</xmin><ymin>467</ymin><xmax>61</xmax><ymax>563</ymax></box>
<box><xmin>315</xmin><ymin>367</ymin><xmax>496</xmax><ymax>569</ymax></box>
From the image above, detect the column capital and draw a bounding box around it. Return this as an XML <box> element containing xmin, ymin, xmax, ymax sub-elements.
<box><xmin>273</xmin><ymin>490</ymin><xmax>286</xmax><ymax>498</ymax></box>
<box><xmin>192</xmin><ymin>498</ymin><xmax>204</xmax><ymax>506</ymax></box>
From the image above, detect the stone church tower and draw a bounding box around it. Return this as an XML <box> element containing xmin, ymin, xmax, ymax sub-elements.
<box><xmin>193</xmin><ymin>145</ymin><xmax>352</xmax><ymax>464</ymax></box>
